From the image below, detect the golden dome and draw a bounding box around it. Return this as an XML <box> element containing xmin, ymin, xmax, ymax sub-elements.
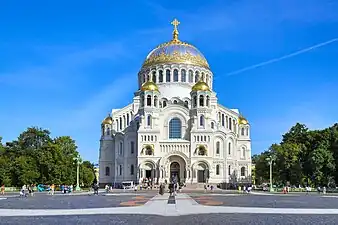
<box><xmin>141</xmin><ymin>81</ymin><xmax>159</xmax><ymax>92</ymax></box>
<box><xmin>102</xmin><ymin>115</ymin><xmax>113</xmax><ymax>125</ymax></box>
<box><xmin>238</xmin><ymin>115</ymin><xmax>249</xmax><ymax>125</ymax></box>
<box><xmin>142</xmin><ymin>19</ymin><xmax>209</xmax><ymax>69</ymax></box>
<box><xmin>192</xmin><ymin>80</ymin><xmax>210</xmax><ymax>92</ymax></box>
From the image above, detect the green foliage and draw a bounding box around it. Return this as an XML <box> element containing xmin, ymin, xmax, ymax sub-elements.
<box><xmin>0</xmin><ymin>127</ymin><xmax>95</xmax><ymax>187</ymax></box>
<box><xmin>254</xmin><ymin>123</ymin><xmax>338</xmax><ymax>187</ymax></box>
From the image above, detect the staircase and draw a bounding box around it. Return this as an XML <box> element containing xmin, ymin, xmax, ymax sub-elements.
<box><xmin>184</xmin><ymin>183</ymin><xmax>206</xmax><ymax>190</ymax></box>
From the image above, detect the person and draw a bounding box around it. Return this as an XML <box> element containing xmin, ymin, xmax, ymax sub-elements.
<box><xmin>1</xmin><ymin>184</ymin><xmax>5</xmax><ymax>195</ymax></box>
<box><xmin>159</xmin><ymin>184</ymin><xmax>164</xmax><ymax>195</ymax></box>
<box><xmin>93</xmin><ymin>183</ymin><xmax>99</xmax><ymax>195</ymax></box>
<box><xmin>51</xmin><ymin>184</ymin><xmax>55</xmax><ymax>195</ymax></box>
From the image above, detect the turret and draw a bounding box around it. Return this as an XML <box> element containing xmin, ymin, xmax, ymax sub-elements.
<box><xmin>101</xmin><ymin>114</ymin><xmax>113</xmax><ymax>137</ymax></box>
<box><xmin>190</xmin><ymin>79</ymin><xmax>212</xmax><ymax>129</ymax></box>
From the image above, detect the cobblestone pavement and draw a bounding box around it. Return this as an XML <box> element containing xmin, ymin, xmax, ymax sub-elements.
<box><xmin>1</xmin><ymin>214</ymin><xmax>338</xmax><ymax>225</ymax></box>
<box><xmin>188</xmin><ymin>193</ymin><xmax>338</xmax><ymax>208</ymax></box>
<box><xmin>0</xmin><ymin>193</ymin><xmax>156</xmax><ymax>209</ymax></box>
<box><xmin>2</xmin><ymin>193</ymin><xmax>338</xmax><ymax>224</ymax></box>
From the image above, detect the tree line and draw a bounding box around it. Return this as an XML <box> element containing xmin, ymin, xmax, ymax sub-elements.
<box><xmin>0</xmin><ymin>127</ymin><xmax>96</xmax><ymax>187</ymax></box>
<box><xmin>253</xmin><ymin>123</ymin><xmax>338</xmax><ymax>187</ymax></box>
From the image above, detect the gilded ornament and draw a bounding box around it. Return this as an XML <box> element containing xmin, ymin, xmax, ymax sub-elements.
<box><xmin>192</xmin><ymin>80</ymin><xmax>210</xmax><ymax>92</ymax></box>
<box><xmin>141</xmin><ymin>81</ymin><xmax>159</xmax><ymax>92</ymax></box>
<box><xmin>238</xmin><ymin>115</ymin><xmax>249</xmax><ymax>125</ymax></box>
<box><xmin>141</xmin><ymin>19</ymin><xmax>210</xmax><ymax>69</ymax></box>
<box><xmin>102</xmin><ymin>114</ymin><xmax>113</xmax><ymax>125</ymax></box>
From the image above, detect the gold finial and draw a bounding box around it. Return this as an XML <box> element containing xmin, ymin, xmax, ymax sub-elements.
<box><xmin>171</xmin><ymin>18</ymin><xmax>180</xmax><ymax>40</ymax></box>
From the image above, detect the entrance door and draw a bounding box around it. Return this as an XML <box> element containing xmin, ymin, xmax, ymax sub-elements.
<box><xmin>170</xmin><ymin>162</ymin><xmax>180</xmax><ymax>183</ymax></box>
<box><xmin>145</xmin><ymin>170</ymin><xmax>151</xmax><ymax>179</ymax></box>
<box><xmin>198</xmin><ymin>170</ymin><xmax>206</xmax><ymax>183</ymax></box>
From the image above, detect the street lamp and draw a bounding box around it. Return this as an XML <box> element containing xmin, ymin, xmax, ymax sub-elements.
<box><xmin>266</xmin><ymin>156</ymin><xmax>275</xmax><ymax>192</ymax></box>
<box><xmin>73</xmin><ymin>155</ymin><xmax>82</xmax><ymax>191</ymax></box>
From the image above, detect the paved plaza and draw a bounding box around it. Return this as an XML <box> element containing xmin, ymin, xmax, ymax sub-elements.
<box><xmin>1</xmin><ymin>191</ymin><xmax>338</xmax><ymax>224</ymax></box>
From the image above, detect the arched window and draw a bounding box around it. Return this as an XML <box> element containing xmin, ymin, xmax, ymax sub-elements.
<box><xmin>173</xmin><ymin>100</ymin><xmax>178</xmax><ymax>104</ymax></box>
<box><xmin>105</xmin><ymin>166</ymin><xmax>110</xmax><ymax>176</ymax></box>
<box><xmin>201</xmin><ymin>72</ymin><xmax>205</xmax><ymax>81</ymax></box>
<box><xmin>145</xmin><ymin>146</ymin><xmax>153</xmax><ymax>155</ymax></box>
<box><xmin>147</xmin><ymin>95</ymin><xmax>151</xmax><ymax>106</ymax></box>
<box><xmin>159</xmin><ymin>70</ymin><xmax>163</xmax><ymax>83</ymax></box>
<box><xmin>154</xmin><ymin>96</ymin><xmax>158</xmax><ymax>107</ymax></box>
<box><xmin>119</xmin><ymin>165</ymin><xmax>122</xmax><ymax>176</ymax></box>
<box><xmin>229</xmin><ymin>118</ymin><xmax>232</xmax><ymax>130</ymax></box>
<box><xmin>166</xmin><ymin>69</ymin><xmax>171</xmax><ymax>82</ymax></box>
<box><xmin>106</xmin><ymin>127</ymin><xmax>110</xmax><ymax>135</ymax></box>
<box><xmin>127</xmin><ymin>114</ymin><xmax>130</xmax><ymax>125</ymax></box>
<box><xmin>147</xmin><ymin>115</ymin><xmax>152</xmax><ymax>126</ymax></box>
<box><xmin>241</xmin><ymin>167</ymin><xmax>246</xmax><ymax>176</ymax></box>
<box><xmin>131</xmin><ymin>141</ymin><xmax>134</xmax><ymax>154</ymax></box>
<box><xmin>123</xmin><ymin>115</ymin><xmax>126</xmax><ymax>128</ymax></box>
<box><xmin>195</xmin><ymin>71</ymin><xmax>199</xmax><ymax>82</ymax></box>
<box><xmin>246</xmin><ymin>127</ymin><xmax>249</xmax><ymax>136</ymax></box>
<box><xmin>228</xmin><ymin>165</ymin><xmax>231</xmax><ymax>175</ymax></box>
<box><xmin>216</xmin><ymin>165</ymin><xmax>220</xmax><ymax>175</ymax></box>
<box><xmin>120</xmin><ymin>142</ymin><xmax>123</xmax><ymax>155</ymax></box>
<box><xmin>193</xmin><ymin>96</ymin><xmax>197</xmax><ymax>107</ymax></box>
<box><xmin>200</xmin><ymin>115</ymin><xmax>205</xmax><ymax>127</ymax></box>
<box><xmin>130</xmin><ymin>164</ymin><xmax>134</xmax><ymax>175</ymax></box>
<box><xmin>163</xmin><ymin>101</ymin><xmax>167</xmax><ymax>107</ymax></box>
<box><xmin>116</xmin><ymin>120</ymin><xmax>118</xmax><ymax>131</ymax></box>
<box><xmin>181</xmin><ymin>69</ymin><xmax>186</xmax><ymax>82</ymax></box>
<box><xmin>184</xmin><ymin>100</ymin><xmax>189</xmax><ymax>108</ymax></box>
<box><xmin>119</xmin><ymin>117</ymin><xmax>122</xmax><ymax>130</ymax></box>
<box><xmin>198</xmin><ymin>146</ymin><xmax>206</xmax><ymax>155</ymax></box>
<box><xmin>221</xmin><ymin>114</ymin><xmax>225</xmax><ymax>126</ymax></box>
<box><xmin>169</xmin><ymin>117</ymin><xmax>182</xmax><ymax>139</ymax></box>
<box><xmin>241</xmin><ymin>128</ymin><xmax>245</xmax><ymax>135</ymax></box>
<box><xmin>228</xmin><ymin>142</ymin><xmax>231</xmax><ymax>155</ymax></box>
<box><xmin>216</xmin><ymin>141</ymin><xmax>220</xmax><ymax>155</ymax></box>
<box><xmin>199</xmin><ymin>95</ymin><xmax>204</xmax><ymax>107</ymax></box>
<box><xmin>206</xmin><ymin>76</ymin><xmax>209</xmax><ymax>85</ymax></box>
<box><xmin>146</xmin><ymin>74</ymin><xmax>150</xmax><ymax>81</ymax></box>
<box><xmin>189</xmin><ymin>70</ymin><xmax>193</xmax><ymax>82</ymax></box>
<box><xmin>211</xmin><ymin>122</ymin><xmax>214</xmax><ymax>129</ymax></box>
<box><xmin>226</xmin><ymin>115</ymin><xmax>228</xmax><ymax>128</ymax></box>
<box><xmin>206</xmin><ymin>96</ymin><xmax>210</xmax><ymax>106</ymax></box>
<box><xmin>173</xmin><ymin>69</ymin><xmax>178</xmax><ymax>82</ymax></box>
<box><xmin>152</xmin><ymin>71</ymin><xmax>156</xmax><ymax>83</ymax></box>
<box><xmin>242</xmin><ymin>147</ymin><xmax>246</xmax><ymax>158</ymax></box>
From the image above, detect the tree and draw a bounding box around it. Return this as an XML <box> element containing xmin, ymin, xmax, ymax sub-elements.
<box><xmin>254</xmin><ymin>123</ymin><xmax>338</xmax><ymax>187</ymax></box>
<box><xmin>0</xmin><ymin>127</ymin><xmax>94</xmax><ymax>187</ymax></box>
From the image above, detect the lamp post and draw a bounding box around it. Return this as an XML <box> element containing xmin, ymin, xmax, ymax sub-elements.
<box><xmin>73</xmin><ymin>156</ymin><xmax>82</xmax><ymax>191</ymax></box>
<box><xmin>266</xmin><ymin>156</ymin><xmax>275</xmax><ymax>192</ymax></box>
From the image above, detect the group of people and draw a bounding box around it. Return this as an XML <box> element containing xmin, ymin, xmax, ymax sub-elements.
<box><xmin>20</xmin><ymin>184</ymin><xmax>37</xmax><ymax>197</ymax></box>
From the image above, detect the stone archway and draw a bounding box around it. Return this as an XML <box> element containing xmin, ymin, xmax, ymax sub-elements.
<box><xmin>165</xmin><ymin>155</ymin><xmax>187</xmax><ymax>184</ymax></box>
<box><xmin>139</xmin><ymin>161</ymin><xmax>156</xmax><ymax>184</ymax></box>
<box><xmin>194</xmin><ymin>161</ymin><xmax>210</xmax><ymax>183</ymax></box>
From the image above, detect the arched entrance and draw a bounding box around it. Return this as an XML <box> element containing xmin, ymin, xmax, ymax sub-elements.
<box><xmin>195</xmin><ymin>162</ymin><xmax>209</xmax><ymax>183</ymax></box>
<box><xmin>170</xmin><ymin>162</ymin><xmax>180</xmax><ymax>183</ymax></box>
<box><xmin>165</xmin><ymin>155</ymin><xmax>187</xmax><ymax>184</ymax></box>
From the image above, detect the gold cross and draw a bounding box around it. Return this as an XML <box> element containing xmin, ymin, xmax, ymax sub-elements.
<box><xmin>171</xmin><ymin>18</ymin><xmax>180</xmax><ymax>30</ymax></box>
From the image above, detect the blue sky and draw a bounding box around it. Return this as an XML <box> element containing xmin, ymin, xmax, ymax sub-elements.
<box><xmin>1</xmin><ymin>0</ymin><xmax>337</xmax><ymax>162</ymax></box>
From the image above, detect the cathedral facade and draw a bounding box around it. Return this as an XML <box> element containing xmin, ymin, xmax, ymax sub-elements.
<box><xmin>99</xmin><ymin>19</ymin><xmax>252</xmax><ymax>187</ymax></box>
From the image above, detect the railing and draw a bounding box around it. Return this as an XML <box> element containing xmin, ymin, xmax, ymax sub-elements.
<box><xmin>158</xmin><ymin>141</ymin><xmax>190</xmax><ymax>154</ymax></box>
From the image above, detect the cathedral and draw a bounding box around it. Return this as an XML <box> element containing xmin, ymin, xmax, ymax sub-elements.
<box><xmin>99</xmin><ymin>19</ymin><xmax>252</xmax><ymax>187</ymax></box>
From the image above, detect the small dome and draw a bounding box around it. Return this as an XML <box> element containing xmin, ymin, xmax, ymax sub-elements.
<box><xmin>141</xmin><ymin>81</ymin><xmax>159</xmax><ymax>92</ymax></box>
<box><xmin>102</xmin><ymin>115</ymin><xmax>113</xmax><ymax>125</ymax></box>
<box><xmin>192</xmin><ymin>80</ymin><xmax>210</xmax><ymax>92</ymax></box>
<box><xmin>238</xmin><ymin>115</ymin><xmax>249</xmax><ymax>125</ymax></box>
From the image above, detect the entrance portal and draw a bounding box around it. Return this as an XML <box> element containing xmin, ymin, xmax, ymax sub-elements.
<box><xmin>195</xmin><ymin>162</ymin><xmax>209</xmax><ymax>183</ymax></box>
<box><xmin>170</xmin><ymin>162</ymin><xmax>180</xmax><ymax>183</ymax></box>
<box><xmin>145</xmin><ymin>170</ymin><xmax>152</xmax><ymax>179</ymax></box>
